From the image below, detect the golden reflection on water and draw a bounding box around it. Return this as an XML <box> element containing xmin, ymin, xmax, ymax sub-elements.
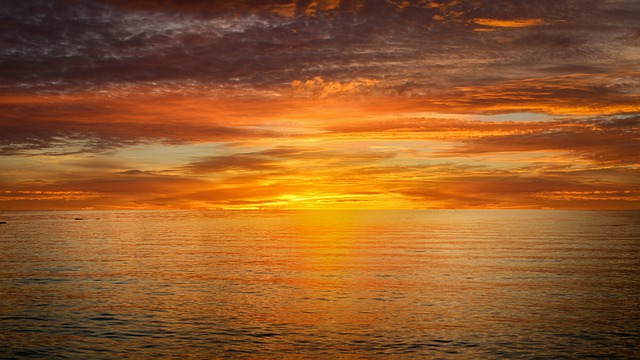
<box><xmin>287</xmin><ymin>211</ymin><xmax>373</xmax><ymax>329</ymax></box>
<box><xmin>283</xmin><ymin>211</ymin><xmax>454</xmax><ymax>332</ymax></box>
<box><xmin>0</xmin><ymin>210</ymin><xmax>638</xmax><ymax>358</ymax></box>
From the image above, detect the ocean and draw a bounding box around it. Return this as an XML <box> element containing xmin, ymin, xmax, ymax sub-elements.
<box><xmin>1</xmin><ymin>210</ymin><xmax>638</xmax><ymax>358</ymax></box>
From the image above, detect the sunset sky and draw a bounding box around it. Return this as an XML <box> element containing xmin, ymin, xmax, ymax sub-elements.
<box><xmin>1</xmin><ymin>0</ymin><xmax>639</xmax><ymax>210</ymax></box>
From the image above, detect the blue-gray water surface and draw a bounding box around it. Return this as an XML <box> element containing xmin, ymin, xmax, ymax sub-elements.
<box><xmin>1</xmin><ymin>210</ymin><xmax>639</xmax><ymax>358</ymax></box>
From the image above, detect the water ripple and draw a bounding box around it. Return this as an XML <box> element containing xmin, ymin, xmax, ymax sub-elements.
<box><xmin>1</xmin><ymin>210</ymin><xmax>638</xmax><ymax>358</ymax></box>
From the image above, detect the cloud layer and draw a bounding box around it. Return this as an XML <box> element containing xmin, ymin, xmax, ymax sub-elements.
<box><xmin>1</xmin><ymin>0</ymin><xmax>639</xmax><ymax>209</ymax></box>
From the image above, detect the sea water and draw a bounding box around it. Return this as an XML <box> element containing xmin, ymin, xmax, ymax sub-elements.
<box><xmin>1</xmin><ymin>210</ymin><xmax>638</xmax><ymax>358</ymax></box>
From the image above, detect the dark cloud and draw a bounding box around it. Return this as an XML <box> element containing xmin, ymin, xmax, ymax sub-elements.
<box><xmin>390</xmin><ymin>163</ymin><xmax>640</xmax><ymax>209</ymax></box>
<box><xmin>0</xmin><ymin>120</ymin><xmax>269</xmax><ymax>155</ymax></box>
<box><xmin>512</xmin><ymin>33</ymin><xmax>586</xmax><ymax>49</ymax></box>
<box><xmin>2</xmin><ymin>0</ymin><xmax>638</xmax><ymax>95</ymax></box>
<box><xmin>184</xmin><ymin>146</ymin><xmax>396</xmax><ymax>173</ymax></box>
<box><xmin>442</xmin><ymin>116</ymin><xmax>640</xmax><ymax>165</ymax></box>
<box><xmin>100</xmin><ymin>0</ymin><xmax>294</xmax><ymax>14</ymax></box>
<box><xmin>185</xmin><ymin>152</ymin><xmax>283</xmax><ymax>173</ymax></box>
<box><xmin>0</xmin><ymin>104</ymin><xmax>276</xmax><ymax>155</ymax></box>
<box><xmin>433</xmin><ymin>71</ymin><xmax>640</xmax><ymax>114</ymax></box>
<box><xmin>119</xmin><ymin>169</ymin><xmax>155</xmax><ymax>175</ymax></box>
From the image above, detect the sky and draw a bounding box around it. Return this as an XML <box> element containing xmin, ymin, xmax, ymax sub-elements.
<box><xmin>0</xmin><ymin>0</ymin><xmax>639</xmax><ymax>210</ymax></box>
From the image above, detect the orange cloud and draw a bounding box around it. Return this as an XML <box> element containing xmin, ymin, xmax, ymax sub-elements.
<box><xmin>439</xmin><ymin>71</ymin><xmax>640</xmax><ymax>115</ymax></box>
<box><xmin>291</xmin><ymin>77</ymin><xmax>380</xmax><ymax>98</ymax></box>
<box><xmin>303</xmin><ymin>0</ymin><xmax>343</xmax><ymax>16</ymax></box>
<box><xmin>474</xmin><ymin>18</ymin><xmax>545</xmax><ymax>28</ymax></box>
